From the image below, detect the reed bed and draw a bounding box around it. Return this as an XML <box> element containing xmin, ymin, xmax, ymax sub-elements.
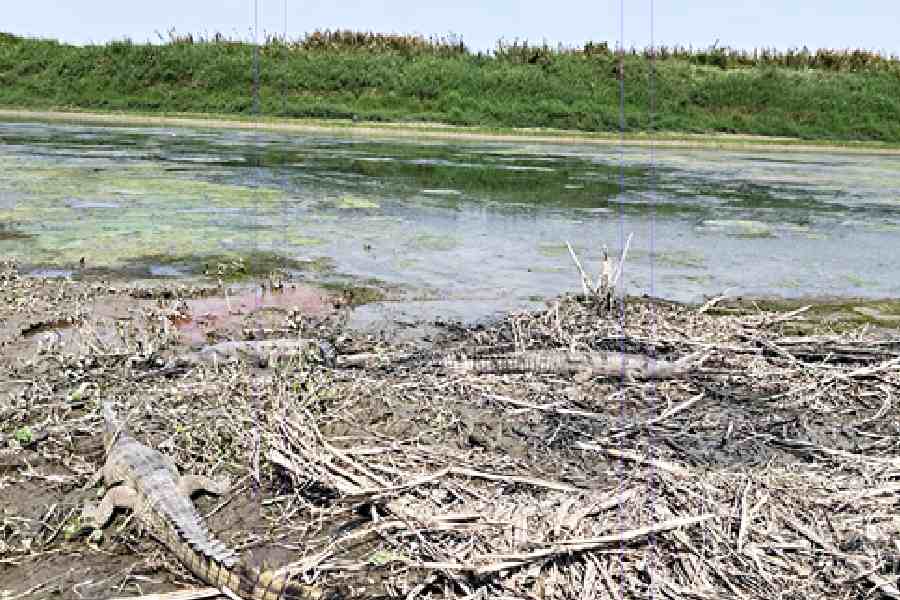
<box><xmin>137</xmin><ymin>29</ymin><xmax>900</xmax><ymax>72</ymax></box>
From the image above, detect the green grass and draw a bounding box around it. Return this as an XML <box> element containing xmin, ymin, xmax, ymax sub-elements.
<box><xmin>2</xmin><ymin>32</ymin><xmax>900</xmax><ymax>142</ymax></box>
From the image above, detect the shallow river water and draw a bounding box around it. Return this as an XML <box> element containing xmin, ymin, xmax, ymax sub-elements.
<box><xmin>1</xmin><ymin>120</ymin><xmax>899</xmax><ymax>321</ymax></box>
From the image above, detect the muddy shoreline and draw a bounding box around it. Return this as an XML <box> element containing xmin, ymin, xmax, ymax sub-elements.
<box><xmin>4</xmin><ymin>108</ymin><xmax>900</xmax><ymax>154</ymax></box>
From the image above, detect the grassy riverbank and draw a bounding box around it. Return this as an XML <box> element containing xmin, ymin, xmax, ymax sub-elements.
<box><xmin>1</xmin><ymin>31</ymin><xmax>900</xmax><ymax>142</ymax></box>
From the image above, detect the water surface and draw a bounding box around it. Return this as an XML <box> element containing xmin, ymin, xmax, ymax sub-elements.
<box><xmin>1</xmin><ymin>121</ymin><xmax>899</xmax><ymax>321</ymax></box>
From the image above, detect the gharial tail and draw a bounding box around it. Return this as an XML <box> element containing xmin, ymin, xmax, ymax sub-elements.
<box><xmin>164</xmin><ymin>526</ymin><xmax>335</xmax><ymax>600</ymax></box>
<box><xmin>178</xmin><ymin>553</ymin><xmax>333</xmax><ymax>600</ymax></box>
<box><xmin>224</xmin><ymin>563</ymin><xmax>335</xmax><ymax>600</ymax></box>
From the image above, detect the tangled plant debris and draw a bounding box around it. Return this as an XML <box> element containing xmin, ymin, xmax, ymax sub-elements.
<box><xmin>1</xmin><ymin>258</ymin><xmax>900</xmax><ymax>599</ymax></box>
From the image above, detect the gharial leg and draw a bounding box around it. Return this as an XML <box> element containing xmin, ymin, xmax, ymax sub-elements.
<box><xmin>177</xmin><ymin>474</ymin><xmax>230</xmax><ymax>498</ymax></box>
<box><xmin>81</xmin><ymin>485</ymin><xmax>138</xmax><ymax>529</ymax></box>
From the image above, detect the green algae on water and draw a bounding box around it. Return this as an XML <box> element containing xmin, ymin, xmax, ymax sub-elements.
<box><xmin>407</xmin><ymin>233</ymin><xmax>459</xmax><ymax>252</ymax></box>
<box><xmin>698</xmin><ymin>219</ymin><xmax>775</xmax><ymax>238</ymax></box>
<box><xmin>335</xmin><ymin>194</ymin><xmax>380</xmax><ymax>209</ymax></box>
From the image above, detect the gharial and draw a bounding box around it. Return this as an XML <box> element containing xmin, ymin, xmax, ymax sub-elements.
<box><xmin>81</xmin><ymin>401</ymin><xmax>340</xmax><ymax>600</ymax></box>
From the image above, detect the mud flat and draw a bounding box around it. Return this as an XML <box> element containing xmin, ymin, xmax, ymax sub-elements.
<box><xmin>2</xmin><ymin>259</ymin><xmax>900</xmax><ymax>599</ymax></box>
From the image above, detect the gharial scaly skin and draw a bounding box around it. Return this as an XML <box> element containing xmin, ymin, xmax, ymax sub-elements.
<box><xmin>443</xmin><ymin>349</ymin><xmax>705</xmax><ymax>381</ymax></box>
<box><xmin>85</xmin><ymin>402</ymin><xmax>330</xmax><ymax>600</ymax></box>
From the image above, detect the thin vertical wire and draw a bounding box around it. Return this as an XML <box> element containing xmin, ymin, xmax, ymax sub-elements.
<box><xmin>617</xmin><ymin>13</ymin><xmax>626</xmax><ymax>363</ymax></box>
<box><xmin>282</xmin><ymin>0</ymin><xmax>288</xmax><ymax>116</ymax></box>
<box><xmin>252</xmin><ymin>0</ymin><xmax>261</xmax><ymax>272</ymax></box>
<box><xmin>617</xmin><ymin>0</ymin><xmax>626</xmax><ymax>304</ymax></box>
<box><xmin>249</xmin><ymin>0</ymin><xmax>262</xmax><ymax>501</ymax></box>
<box><xmin>649</xmin><ymin>1</ymin><xmax>656</xmax><ymax>302</ymax></box>
<box><xmin>617</xmin><ymin>1</ymin><xmax>626</xmax><ymax>595</ymax></box>
<box><xmin>252</xmin><ymin>0</ymin><xmax>261</xmax><ymax>116</ymax></box>
<box><xmin>252</xmin><ymin>0</ymin><xmax>260</xmax><ymax>266</ymax></box>
<box><xmin>282</xmin><ymin>0</ymin><xmax>288</xmax><ymax>271</ymax></box>
<box><xmin>648</xmin><ymin>1</ymin><xmax>659</xmax><ymax>596</ymax></box>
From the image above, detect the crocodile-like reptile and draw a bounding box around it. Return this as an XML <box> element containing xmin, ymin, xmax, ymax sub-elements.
<box><xmin>444</xmin><ymin>349</ymin><xmax>708</xmax><ymax>382</ymax></box>
<box><xmin>82</xmin><ymin>402</ymin><xmax>335</xmax><ymax>600</ymax></box>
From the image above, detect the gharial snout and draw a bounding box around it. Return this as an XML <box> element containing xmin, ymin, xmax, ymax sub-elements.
<box><xmin>101</xmin><ymin>401</ymin><xmax>117</xmax><ymax>424</ymax></box>
<box><xmin>101</xmin><ymin>401</ymin><xmax>125</xmax><ymax>449</ymax></box>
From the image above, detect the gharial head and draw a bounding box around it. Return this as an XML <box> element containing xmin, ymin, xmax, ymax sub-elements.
<box><xmin>102</xmin><ymin>401</ymin><xmax>127</xmax><ymax>451</ymax></box>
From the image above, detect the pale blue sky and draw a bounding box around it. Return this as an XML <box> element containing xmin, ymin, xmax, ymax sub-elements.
<box><xmin>5</xmin><ymin>1</ymin><xmax>899</xmax><ymax>54</ymax></box>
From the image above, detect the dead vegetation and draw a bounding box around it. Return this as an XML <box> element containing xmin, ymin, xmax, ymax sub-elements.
<box><xmin>2</xmin><ymin>257</ymin><xmax>900</xmax><ymax>599</ymax></box>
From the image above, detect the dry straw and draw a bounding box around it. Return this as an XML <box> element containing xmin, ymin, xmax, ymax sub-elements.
<box><xmin>1</xmin><ymin>258</ymin><xmax>900</xmax><ymax>599</ymax></box>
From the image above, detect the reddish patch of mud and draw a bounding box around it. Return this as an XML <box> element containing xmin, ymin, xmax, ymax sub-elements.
<box><xmin>173</xmin><ymin>284</ymin><xmax>333</xmax><ymax>345</ymax></box>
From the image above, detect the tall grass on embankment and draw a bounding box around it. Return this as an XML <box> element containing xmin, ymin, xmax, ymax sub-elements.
<box><xmin>1</xmin><ymin>30</ymin><xmax>899</xmax><ymax>143</ymax></box>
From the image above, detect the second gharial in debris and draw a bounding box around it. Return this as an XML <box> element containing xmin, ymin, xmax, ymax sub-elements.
<box><xmin>443</xmin><ymin>349</ymin><xmax>710</xmax><ymax>382</ymax></box>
